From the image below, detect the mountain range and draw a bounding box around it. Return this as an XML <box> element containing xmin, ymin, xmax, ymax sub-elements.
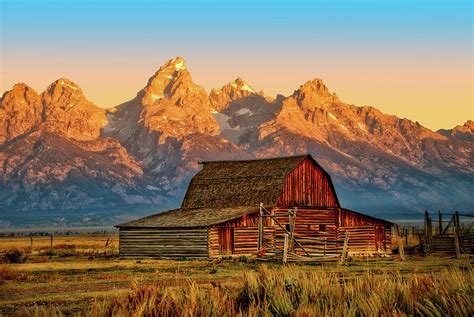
<box><xmin>1</xmin><ymin>57</ymin><xmax>473</xmax><ymax>227</ymax></box>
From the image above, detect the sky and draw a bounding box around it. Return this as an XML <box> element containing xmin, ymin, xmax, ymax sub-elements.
<box><xmin>1</xmin><ymin>0</ymin><xmax>472</xmax><ymax>130</ymax></box>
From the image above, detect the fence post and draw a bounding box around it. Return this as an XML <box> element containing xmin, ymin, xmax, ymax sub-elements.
<box><xmin>258</xmin><ymin>203</ymin><xmax>263</xmax><ymax>251</ymax></box>
<box><xmin>438</xmin><ymin>210</ymin><xmax>442</xmax><ymax>236</ymax></box>
<box><xmin>50</xmin><ymin>234</ymin><xmax>53</xmax><ymax>250</ymax></box>
<box><xmin>454</xmin><ymin>230</ymin><xmax>461</xmax><ymax>258</ymax></box>
<box><xmin>424</xmin><ymin>210</ymin><xmax>428</xmax><ymax>235</ymax></box>
<box><xmin>283</xmin><ymin>233</ymin><xmax>289</xmax><ymax>264</ymax></box>
<box><xmin>427</xmin><ymin>214</ymin><xmax>433</xmax><ymax>252</ymax></box>
<box><xmin>288</xmin><ymin>208</ymin><xmax>296</xmax><ymax>253</ymax></box>
<box><xmin>405</xmin><ymin>228</ymin><xmax>408</xmax><ymax>246</ymax></box>
<box><xmin>395</xmin><ymin>225</ymin><xmax>406</xmax><ymax>261</ymax></box>
<box><xmin>341</xmin><ymin>232</ymin><xmax>350</xmax><ymax>262</ymax></box>
<box><xmin>455</xmin><ymin>211</ymin><xmax>460</xmax><ymax>235</ymax></box>
<box><xmin>30</xmin><ymin>235</ymin><xmax>33</xmax><ymax>252</ymax></box>
<box><xmin>290</xmin><ymin>207</ymin><xmax>298</xmax><ymax>253</ymax></box>
<box><xmin>454</xmin><ymin>211</ymin><xmax>461</xmax><ymax>257</ymax></box>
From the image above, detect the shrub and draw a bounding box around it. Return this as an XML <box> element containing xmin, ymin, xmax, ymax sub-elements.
<box><xmin>39</xmin><ymin>249</ymin><xmax>56</xmax><ymax>257</ymax></box>
<box><xmin>3</xmin><ymin>249</ymin><xmax>28</xmax><ymax>264</ymax></box>
<box><xmin>238</xmin><ymin>255</ymin><xmax>250</xmax><ymax>263</ymax></box>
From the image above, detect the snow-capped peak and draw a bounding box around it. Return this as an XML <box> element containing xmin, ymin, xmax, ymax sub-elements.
<box><xmin>234</xmin><ymin>78</ymin><xmax>255</xmax><ymax>93</ymax></box>
<box><xmin>169</xmin><ymin>56</ymin><xmax>186</xmax><ymax>72</ymax></box>
<box><xmin>174</xmin><ymin>60</ymin><xmax>186</xmax><ymax>71</ymax></box>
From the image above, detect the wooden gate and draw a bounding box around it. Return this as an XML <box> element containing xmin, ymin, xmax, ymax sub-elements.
<box><xmin>219</xmin><ymin>227</ymin><xmax>234</xmax><ymax>255</ymax></box>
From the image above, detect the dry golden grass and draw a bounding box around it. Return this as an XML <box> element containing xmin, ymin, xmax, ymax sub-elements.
<box><xmin>0</xmin><ymin>234</ymin><xmax>118</xmax><ymax>252</ymax></box>
<box><xmin>1</xmin><ymin>235</ymin><xmax>473</xmax><ymax>316</ymax></box>
<box><xmin>29</xmin><ymin>264</ymin><xmax>474</xmax><ymax>316</ymax></box>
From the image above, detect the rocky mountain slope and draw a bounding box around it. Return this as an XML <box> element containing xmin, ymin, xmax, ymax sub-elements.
<box><xmin>438</xmin><ymin>120</ymin><xmax>474</xmax><ymax>142</ymax></box>
<box><xmin>0</xmin><ymin>80</ymin><xmax>165</xmax><ymax>225</ymax></box>
<box><xmin>1</xmin><ymin>57</ymin><xmax>472</xmax><ymax>226</ymax></box>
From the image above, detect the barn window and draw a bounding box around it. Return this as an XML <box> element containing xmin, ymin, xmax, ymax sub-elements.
<box><xmin>319</xmin><ymin>224</ymin><xmax>326</xmax><ymax>231</ymax></box>
<box><xmin>286</xmin><ymin>224</ymin><xmax>292</xmax><ymax>232</ymax></box>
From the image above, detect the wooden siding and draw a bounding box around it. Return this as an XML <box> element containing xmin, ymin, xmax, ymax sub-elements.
<box><xmin>234</xmin><ymin>227</ymin><xmax>258</xmax><ymax>255</ymax></box>
<box><xmin>209</xmin><ymin>226</ymin><xmax>262</xmax><ymax>257</ymax></box>
<box><xmin>337</xmin><ymin>226</ymin><xmax>377</xmax><ymax>253</ymax></box>
<box><xmin>120</xmin><ymin>207</ymin><xmax>391</xmax><ymax>259</ymax></box>
<box><xmin>272</xmin><ymin>208</ymin><xmax>339</xmax><ymax>255</ymax></box>
<box><xmin>271</xmin><ymin>207</ymin><xmax>391</xmax><ymax>255</ymax></box>
<box><xmin>340</xmin><ymin>208</ymin><xmax>391</xmax><ymax>253</ymax></box>
<box><xmin>119</xmin><ymin>228</ymin><xmax>208</xmax><ymax>259</ymax></box>
<box><xmin>208</xmin><ymin>228</ymin><xmax>219</xmax><ymax>258</ymax></box>
<box><xmin>219</xmin><ymin>227</ymin><xmax>234</xmax><ymax>255</ymax></box>
<box><xmin>208</xmin><ymin>213</ymin><xmax>274</xmax><ymax>257</ymax></box>
<box><xmin>233</xmin><ymin>227</ymin><xmax>275</xmax><ymax>255</ymax></box>
<box><xmin>278</xmin><ymin>158</ymin><xmax>338</xmax><ymax>208</ymax></box>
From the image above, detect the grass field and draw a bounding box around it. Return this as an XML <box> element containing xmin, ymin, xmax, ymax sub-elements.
<box><xmin>0</xmin><ymin>235</ymin><xmax>473</xmax><ymax>316</ymax></box>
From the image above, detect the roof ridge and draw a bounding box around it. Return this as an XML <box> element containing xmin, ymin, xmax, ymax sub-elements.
<box><xmin>199</xmin><ymin>154</ymin><xmax>309</xmax><ymax>164</ymax></box>
<box><xmin>193</xmin><ymin>174</ymin><xmax>287</xmax><ymax>180</ymax></box>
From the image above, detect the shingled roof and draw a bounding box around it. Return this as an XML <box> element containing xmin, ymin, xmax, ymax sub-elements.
<box><xmin>117</xmin><ymin>154</ymin><xmax>340</xmax><ymax>228</ymax></box>
<box><xmin>181</xmin><ymin>155</ymin><xmax>309</xmax><ymax>209</ymax></box>
<box><xmin>117</xmin><ymin>206</ymin><xmax>258</xmax><ymax>228</ymax></box>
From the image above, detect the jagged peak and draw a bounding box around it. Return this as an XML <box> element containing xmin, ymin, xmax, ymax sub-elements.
<box><xmin>148</xmin><ymin>56</ymin><xmax>188</xmax><ymax>81</ymax></box>
<box><xmin>46</xmin><ymin>78</ymin><xmax>83</xmax><ymax>95</ymax></box>
<box><xmin>439</xmin><ymin>120</ymin><xmax>474</xmax><ymax>132</ymax></box>
<box><xmin>296</xmin><ymin>78</ymin><xmax>331</xmax><ymax>96</ymax></box>
<box><xmin>230</xmin><ymin>77</ymin><xmax>255</xmax><ymax>93</ymax></box>
<box><xmin>1</xmin><ymin>83</ymin><xmax>40</xmax><ymax>104</ymax></box>
<box><xmin>213</xmin><ymin>77</ymin><xmax>256</xmax><ymax>95</ymax></box>
<box><xmin>444</xmin><ymin>120</ymin><xmax>474</xmax><ymax>133</ymax></box>
<box><xmin>460</xmin><ymin>120</ymin><xmax>473</xmax><ymax>128</ymax></box>
<box><xmin>290</xmin><ymin>78</ymin><xmax>339</xmax><ymax>108</ymax></box>
<box><xmin>140</xmin><ymin>57</ymin><xmax>197</xmax><ymax>105</ymax></box>
<box><xmin>167</xmin><ymin>56</ymin><xmax>186</xmax><ymax>71</ymax></box>
<box><xmin>10</xmin><ymin>82</ymin><xmax>37</xmax><ymax>93</ymax></box>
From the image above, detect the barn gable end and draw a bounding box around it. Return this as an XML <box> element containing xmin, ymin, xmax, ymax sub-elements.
<box><xmin>278</xmin><ymin>156</ymin><xmax>339</xmax><ymax>208</ymax></box>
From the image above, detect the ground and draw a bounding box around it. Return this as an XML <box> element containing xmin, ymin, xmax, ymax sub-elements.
<box><xmin>0</xmin><ymin>235</ymin><xmax>472</xmax><ymax>316</ymax></box>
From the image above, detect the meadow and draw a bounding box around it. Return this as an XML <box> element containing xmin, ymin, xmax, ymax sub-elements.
<box><xmin>0</xmin><ymin>235</ymin><xmax>473</xmax><ymax>316</ymax></box>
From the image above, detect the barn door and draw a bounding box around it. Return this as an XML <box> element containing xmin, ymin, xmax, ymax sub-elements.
<box><xmin>219</xmin><ymin>227</ymin><xmax>234</xmax><ymax>255</ymax></box>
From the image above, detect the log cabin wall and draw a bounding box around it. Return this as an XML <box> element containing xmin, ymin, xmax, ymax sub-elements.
<box><xmin>278</xmin><ymin>157</ymin><xmax>338</xmax><ymax>208</ymax></box>
<box><xmin>207</xmin><ymin>227</ymin><xmax>220</xmax><ymax>258</ymax></box>
<box><xmin>208</xmin><ymin>212</ymin><xmax>273</xmax><ymax>258</ymax></box>
<box><xmin>119</xmin><ymin>228</ymin><xmax>208</xmax><ymax>259</ymax></box>
<box><xmin>207</xmin><ymin>207</ymin><xmax>391</xmax><ymax>258</ymax></box>
<box><xmin>233</xmin><ymin>227</ymin><xmax>275</xmax><ymax>255</ymax></box>
<box><xmin>273</xmin><ymin>208</ymin><xmax>339</xmax><ymax>254</ymax></box>
<box><xmin>340</xmin><ymin>209</ymin><xmax>392</xmax><ymax>253</ymax></box>
<box><xmin>272</xmin><ymin>207</ymin><xmax>391</xmax><ymax>256</ymax></box>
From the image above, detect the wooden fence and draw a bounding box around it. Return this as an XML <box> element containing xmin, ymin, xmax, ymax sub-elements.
<box><xmin>396</xmin><ymin>210</ymin><xmax>473</xmax><ymax>257</ymax></box>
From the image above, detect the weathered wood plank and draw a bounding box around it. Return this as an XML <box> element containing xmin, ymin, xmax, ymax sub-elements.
<box><xmin>120</xmin><ymin>228</ymin><xmax>208</xmax><ymax>259</ymax></box>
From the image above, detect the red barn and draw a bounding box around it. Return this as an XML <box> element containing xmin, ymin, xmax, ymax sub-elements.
<box><xmin>117</xmin><ymin>155</ymin><xmax>393</xmax><ymax>259</ymax></box>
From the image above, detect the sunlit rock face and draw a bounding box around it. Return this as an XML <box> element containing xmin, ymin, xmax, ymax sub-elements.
<box><xmin>1</xmin><ymin>57</ymin><xmax>472</xmax><ymax>224</ymax></box>
<box><xmin>0</xmin><ymin>79</ymin><xmax>166</xmax><ymax>216</ymax></box>
<box><xmin>438</xmin><ymin>120</ymin><xmax>474</xmax><ymax>142</ymax></box>
<box><xmin>0</xmin><ymin>83</ymin><xmax>43</xmax><ymax>143</ymax></box>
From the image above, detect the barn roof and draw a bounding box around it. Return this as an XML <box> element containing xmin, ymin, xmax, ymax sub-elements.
<box><xmin>116</xmin><ymin>206</ymin><xmax>258</xmax><ymax>228</ymax></box>
<box><xmin>181</xmin><ymin>154</ymin><xmax>327</xmax><ymax>209</ymax></box>
<box><xmin>117</xmin><ymin>154</ymin><xmax>342</xmax><ymax>228</ymax></box>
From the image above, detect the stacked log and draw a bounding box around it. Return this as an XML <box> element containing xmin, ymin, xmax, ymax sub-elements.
<box><xmin>119</xmin><ymin>228</ymin><xmax>208</xmax><ymax>259</ymax></box>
